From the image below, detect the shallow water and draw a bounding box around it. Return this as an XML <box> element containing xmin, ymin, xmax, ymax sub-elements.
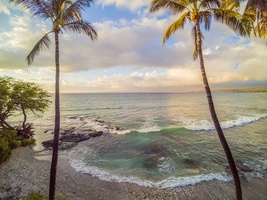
<box><xmin>27</xmin><ymin>92</ymin><xmax>267</xmax><ymax>188</ymax></box>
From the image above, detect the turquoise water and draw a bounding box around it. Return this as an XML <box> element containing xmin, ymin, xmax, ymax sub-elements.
<box><xmin>30</xmin><ymin>92</ymin><xmax>267</xmax><ymax>188</ymax></box>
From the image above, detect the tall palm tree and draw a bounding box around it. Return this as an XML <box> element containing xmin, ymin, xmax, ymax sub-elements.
<box><xmin>8</xmin><ymin>0</ymin><xmax>97</xmax><ymax>199</ymax></box>
<box><xmin>150</xmin><ymin>0</ymin><xmax>249</xmax><ymax>199</ymax></box>
<box><xmin>244</xmin><ymin>0</ymin><xmax>267</xmax><ymax>43</ymax></box>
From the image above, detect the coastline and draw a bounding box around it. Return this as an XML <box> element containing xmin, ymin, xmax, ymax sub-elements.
<box><xmin>1</xmin><ymin>147</ymin><xmax>267</xmax><ymax>200</ymax></box>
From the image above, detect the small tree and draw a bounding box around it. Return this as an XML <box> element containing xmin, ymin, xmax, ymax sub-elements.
<box><xmin>0</xmin><ymin>76</ymin><xmax>51</xmax><ymax>138</ymax></box>
<box><xmin>0</xmin><ymin>77</ymin><xmax>16</xmax><ymax>130</ymax></box>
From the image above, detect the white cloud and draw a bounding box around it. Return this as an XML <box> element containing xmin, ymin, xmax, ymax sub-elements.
<box><xmin>1</xmin><ymin>2</ymin><xmax>267</xmax><ymax>92</ymax></box>
<box><xmin>0</xmin><ymin>1</ymin><xmax>10</xmax><ymax>15</ymax></box>
<box><xmin>96</xmin><ymin>0</ymin><xmax>148</xmax><ymax>11</ymax></box>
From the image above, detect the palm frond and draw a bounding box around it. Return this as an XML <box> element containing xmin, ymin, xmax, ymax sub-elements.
<box><xmin>62</xmin><ymin>0</ymin><xmax>94</xmax><ymax>23</ymax></box>
<box><xmin>200</xmin><ymin>0</ymin><xmax>220</xmax><ymax>9</ymax></box>
<box><xmin>26</xmin><ymin>32</ymin><xmax>53</xmax><ymax>65</ymax></box>
<box><xmin>199</xmin><ymin>10</ymin><xmax>212</xmax><ymax>30</ymax></box>
<box><xmin>8</xmin><ymin>0</ymin><xmax>31</xmax><ymax>7</ymax></box>
<box><xmin>149</xmin><ymin>0</ymin><xmax>187</xmax><ymax>15</ymax></box>
<box><xmin>254</xmin><ymin>19</ymin><xmax>267</xmax><ymax>39</ymax></box>
<box><xmin>213</xmin><ymin>0</ymin><xmax>251</xmax><ymax>37</ymax></box>
<box><xmin>244</xmin><ymin>0</ymin><xmax>267</xmax><ymax>41</ymax></box>
<box><xmin>66</xmin><ymin>0</ymin><xmax>93</xmax><ymax>13</ymax></box>
<box><xmin>64</xmin><ymin>20</ymin><xmax>97</xmax><ymax>40</ymax></box>
<box><xmin>162</xmin><ymin>11</ymin><xmax>190</xmax><ymax>45</ymax></box>
<box><xmin>9</xmin><ymin>0</ymin><xmax>53</xmax><ymax>20</ymax></box>
<box><xmin>31</xmin><ymin>0</ymin><xmax>54</xmax><ymax>20</ymax></box>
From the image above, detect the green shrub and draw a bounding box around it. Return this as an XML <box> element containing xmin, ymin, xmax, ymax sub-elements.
<box><xmin>21</xmin><ymin>138</ymin><xmax>36</xmax><ymax>147</ymax></box>
<box><xmin>25</xmin><ymin>191</ymin><xmax>45</xmax><ymax>200</ymax></box>
<box><xmin>23</xmin><ymin>191</ymin><xmax>67</xmax><ymax>200</ymax></box>
<box><xmin>0</xmin><ymin>130</ymin><xmax>36</xmax><ymax>164</ymax></box>
<box><xmin>0</xmin><ymin>130</ymin><xmax>19</xmax><ymax>164</ymax></box>
<box><xmin>0</xmin><ymin>137</ymin><xmax>11</xmax><ymax>164</ymax></box>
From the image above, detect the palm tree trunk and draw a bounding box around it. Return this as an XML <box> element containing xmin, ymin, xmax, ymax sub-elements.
<box><xmin>49</xmin><ymin>30</ymin><xmax>60</xmax><ymax>200</ymax></box>
<box><xmin>195</xmin><ymin>23</ymin><xmax>242</xmax><ymax>200</ymax></box>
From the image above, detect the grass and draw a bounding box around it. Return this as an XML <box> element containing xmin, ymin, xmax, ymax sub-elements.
<box><xmin>23</xmin><ymin>191</ymin><xmax>67</xmax><ymax>200</ymax></box>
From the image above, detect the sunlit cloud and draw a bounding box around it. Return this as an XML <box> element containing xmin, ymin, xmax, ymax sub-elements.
<box><xmin>0</xmin><ymin>1</ymin><xmax>267</xmax><ymax>93</ymax></box>
<box><xmin>96</xmin><ymin>0</ymin><xmax>148</xmax><ymax>11</ymax></box>
<box><xmin>0</xmin><ymin>1</ymin><xmax>10</xmax><ymax>15</ymax></box>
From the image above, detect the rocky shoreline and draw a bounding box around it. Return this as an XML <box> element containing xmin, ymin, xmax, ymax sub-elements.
<box><xmin>42</xmin><ymin>117</ymin><xmax>122</xmax><ymax>150</ymax></box>
<box><xmin>1</xmin><ymin>146</ymin><xmax>267</xmax><ymax>199</ymax></box>
<box><xmin>1</xmin><ymin>116</ymin><xmax>267</xmax><ymax>199</ymax></box>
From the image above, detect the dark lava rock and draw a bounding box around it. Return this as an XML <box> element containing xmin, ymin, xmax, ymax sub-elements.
<box><xmin>143</xmin><ymin>143</ymin><xmax>172</xmax><ymax>157</ymax></box>
<box><xmin>42</xmin><ymin>130</ymin><xmax>103</xmax><ymax>150</ymax></box>
<box><xmin>42</xmin><ymin>139</ymin><xmax>54</xmax><ymax>150</ymax></box>
<box><xmin>143</xmin><ymin>154</ymin><xmax>160</xmax><ymax>169</ymax></box>
<box><xmin>183</xmin><ymin>158</ymin><xmax>199</xmax><ymax>169</ymax></box>
<box><xmin>60</xmin><ymin>133</ymin><xmax>91</xmax><ymax>142</ymax></box>
<box><xmin>236</xmin><ymin>161</ymin><xmax>253</xmax><ymax>172</ymax></box>
<box><xmin>225</xmin><ymin>160</ymin><xmax>254</xmax><ymax>181</ymax></box>
<box><xmin>0</xmin><ymin>187</ymin><xmax>21</xmax><ymax>200</ymax></box>
<box><xmin>59</xmin><ymin>142</ymin><xmax>78</xmax><ymax>150</ymax></box>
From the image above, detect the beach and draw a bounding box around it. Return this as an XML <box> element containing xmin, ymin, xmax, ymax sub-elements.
<box><xmin>0</xmin><ymin>146</ymin><xmax>267</xmax><ymax>200</ymax></box>
<box><xmin>1</xmin><ymin>92</ymin><xmax>267</xmax><ymax>199</ymax></box>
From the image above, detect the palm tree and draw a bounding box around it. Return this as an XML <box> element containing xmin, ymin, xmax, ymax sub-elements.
<box><xmin>150</xmin><ymin>0</ymin><xmax>249</xmax><ymax>199</ymax></box>
<box><xmin>244</xmin><ymin>0</ymin><xmax>267</xmax><ymax>43</ymax></box>
<box><xmin>8</xmin><ymin>0</ymin><xmax>97</xmax><ymax>199</ymax></box>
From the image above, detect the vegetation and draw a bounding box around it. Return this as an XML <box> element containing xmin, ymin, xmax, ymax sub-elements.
<box><xmin>0</xmin><ymin>76</ymin><xmax>50</xmax><ymax>139</ymax></box>
<box><xmin>8</xmin><ymin>0</ymin><xmax>98</xmax><ymax>199</ymax></box>
<box><xmin>0</xmin><ymin>130</ymin><xmax>20</xmax><ymax>164</ymax></box>
<box><xmin>0</xmin><ymin>77</ymin><xmax>49</xmax><ymax>164</ymax></box>
<box><xmin>0</xmin><ymin>129</ymin><xmax>36</xmax><ymax>164</ymax></box>
<box><xmin>21</xmin><ymin>138</ymin><xmax>36</xmax><ymax>147</ymax></box>
<box><xmin>23</xmin><ymin>191</ymin><xmax>66</xmax><ymax>200</ymax></box>
<box><xmin>244</xmin><ymin>0</ymin><xmax>267</xmax><ymax>44</ymax></box>
<box><xmin>149</xmin><ymin>0</ymin><xmax>250</xmax><ymax>199</ymax></box>
<box><xmin>25</xmin><ymin>191</ymin><xmax>45</xmax><ymax>200</ymax></box>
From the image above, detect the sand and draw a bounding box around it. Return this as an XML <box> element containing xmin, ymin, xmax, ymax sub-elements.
<box><xmin>0</xmin><ymin>146</ymin><xmax>267</xmax><ymax>200</ymax></box>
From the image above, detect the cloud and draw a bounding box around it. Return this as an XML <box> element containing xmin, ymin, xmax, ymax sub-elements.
<box><xmin>96</xmin><ymin>0</ymin><xmax>148</xmax><ymax>11</ymax></box>
<box><xmin>55</xmin><ymin>16</ymin><xmax>194</xmax><ymax>72</ymax></box>
<box><xmin>1</xmin><ymin>2</ymin><xmax>267</xmax><ymax>93</ymax></box>
<box><xmin>0</xmin><ymin>1</ymin><xmax>10</xmax><ymax>15</ymax></box>
<box><xmin>0</xmin><ymin>12</ymin><xmax>54</xmax><ymax>69</ymax></box>
<box><xmin>54</xmin><ymin>68</ymin><xmax>202</xmax><ymax>93</ymax></box>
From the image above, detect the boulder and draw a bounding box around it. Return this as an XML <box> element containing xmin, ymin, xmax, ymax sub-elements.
<box><xmin>42</xmin><ymin>129</ymin><xmax>104</xmax><ymax>150</ymax></box>
<box><xmin>59</xmin><ymin>142</ymin><xmax>78</xmax><ymax>150</ymax></box>
<box><xmin>60</xmin><ymin>133</ymin><xmax>91</xmax><ymax>142</ymax></box>
<box><xmin>235</xmin><ymin>161</ymin><xmax>253</xmax><ymax>172</ymax></box>
<box><xmin>0</xmin><ymin>187</ymin><xmax>21</xmax><ymax>200</ymax></box>
<box><xmin>183</xmin><ymin>158</ymin><xmax>199</xmax><ymax>169</ymax></box>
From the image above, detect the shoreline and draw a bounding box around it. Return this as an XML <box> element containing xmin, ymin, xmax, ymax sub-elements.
<box><xmin>1</xmin><ymin>147</ymin><xmax>267</xmax><ymax>199</ymax></box>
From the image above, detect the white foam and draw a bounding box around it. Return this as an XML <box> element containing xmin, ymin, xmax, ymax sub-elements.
<box><xmin>155</xmin><ymin>173</ymin><xmax>232</xmax><ymax>188</ymax></box>
<box><xmin>221</xmin><ymin>114</ymin><xmax>267</xmax><ymax>129</ymax></box>
<box><xmin>157</xmin><ymin>157</ymin><xmax>174</xmax><ymax>174</ymax></box>
<box><xmin>182</xmin><ymin>114</ymin><xmax>267</xmax><ymax>131</ymax></box>
<box><xmin>60</xmin><ymin>116</ymin><xmax>120</xmax><ymax>134</ymax></box>
<box><xmin>69</xmin><ymin>154</ymin><xmax>232</xmax><ymax>189</ymax></box>
<box><xmin>139</xmin><ymin>123</ymin><xmax>161</xmax><ymax>133</ymax></box>
<box><xmin>69</xmin><ymin>157</ymin><xmax>154</xmax><ymax>187</ymax></box>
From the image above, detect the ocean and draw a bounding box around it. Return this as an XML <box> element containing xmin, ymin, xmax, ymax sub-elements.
<box><xmin>29</xmin><ymin>92</ymin><xmax>267</xmax><ymax>189</ymax></box>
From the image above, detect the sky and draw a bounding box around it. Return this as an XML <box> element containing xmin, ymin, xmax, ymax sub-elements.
<box><xmin>0</xmin><ymin>0</ymin><xmax>267</xmax><ymax>93</ymax></box>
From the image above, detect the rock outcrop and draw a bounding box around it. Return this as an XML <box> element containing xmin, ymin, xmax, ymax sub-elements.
<box><xmin>42</xmin><ymin>129</ymin><xmax>103</xmax><ymax>150</ymax></box>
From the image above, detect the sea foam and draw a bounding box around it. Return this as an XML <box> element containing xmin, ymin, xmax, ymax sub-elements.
<box><xmin>182</xmin><ymin>114</ymin><xmax>267</xmax><ymax>131</ymax></box>
<box><xmin>69</xmin><ymin>154</ymin><xmax>232</xmax><ymax>189</ymax></box>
